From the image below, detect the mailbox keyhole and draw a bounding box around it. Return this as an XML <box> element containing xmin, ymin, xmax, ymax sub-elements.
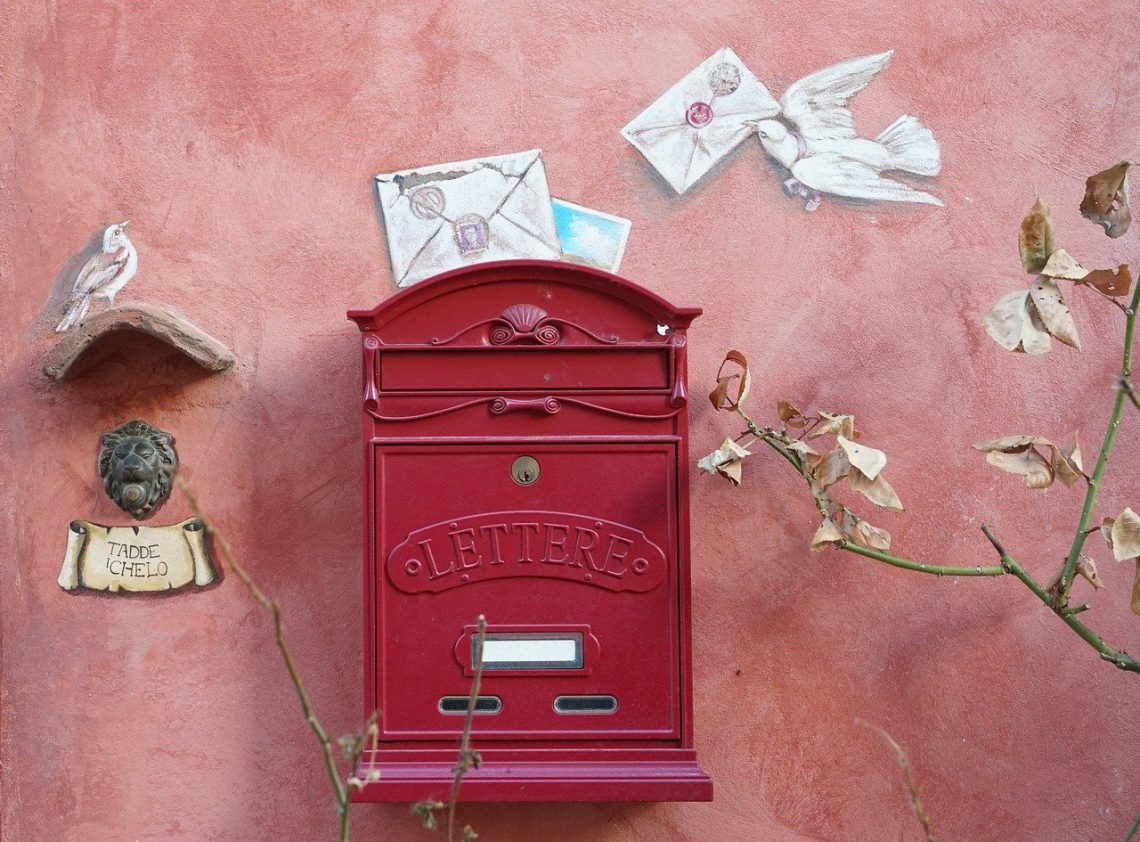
<box><xmin>511</xmin><ymin>455</ymin><xmax>540</xmax><ymax>486</ymax></box>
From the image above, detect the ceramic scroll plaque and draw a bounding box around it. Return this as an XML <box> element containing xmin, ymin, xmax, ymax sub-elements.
<box><xmin>57</xmin><ymin>517</ymin><xmax>216</xmax><ymax>593</ymax></box>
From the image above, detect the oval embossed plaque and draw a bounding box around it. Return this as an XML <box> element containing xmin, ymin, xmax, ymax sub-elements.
<box><xmin>387</xmin><ymin>510</ymin><xmax>667</xmax><ymax>594</ymax></box>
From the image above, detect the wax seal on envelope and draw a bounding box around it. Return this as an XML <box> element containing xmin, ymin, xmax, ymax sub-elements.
<box><xmin>621</xmin><ymin>47</ymin><xmax>780</xmax><ymax>194</ymax></box>
<box><xmin>376</xmin><ymin>150</ymin><xmax>562</xmax><ymax>287</ymax></box>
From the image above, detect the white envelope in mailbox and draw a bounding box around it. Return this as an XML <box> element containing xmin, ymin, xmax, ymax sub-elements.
<box><xmin>376</xmin><ymin>150</ymin><xmax>563</xmax><ymax>287</ymax></box>
<box><xmin>621</xmin><ymin>47</ymin><xmax>781</xmax><ymax>194</ymax></box>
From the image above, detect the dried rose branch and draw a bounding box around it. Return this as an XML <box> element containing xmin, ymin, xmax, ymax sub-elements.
<box><xmin>854</xmin><ymin>719</ymin><xmax>935</xmax><ymax>842</ymax></box>
<box><xmin>177</xmin><ymin>478</ymin><xmax>380</xmax><ymax>841</ymax></box>
<box><xmin>412</xmin><ymin>615</ymin><xmax>486</xmax><ymax>842</ymax></box>
<box><xmin>182</xmin><ymin>477</ymin><xmax>486</xmax><ymax>839</ymax></box>
<box><xmin>448</xmin><ymin>615</ymin><xmax>486</xmax><ymax>842</ymax></box>
<box><xmin>700</xmin><ymin>163</ymin><xmax>1139</xmax><ymax>673</ymax></box>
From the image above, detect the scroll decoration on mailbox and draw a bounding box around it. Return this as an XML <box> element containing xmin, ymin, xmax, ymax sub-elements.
<box><xmin>428</xmin><ymin>302</ymin><xmax>620</xmax><ymax>346</ymax></box>
<box><xmin>349</xmin><ymin>260</ymin><xmax>711</xmax><ymax>803</ymax></box>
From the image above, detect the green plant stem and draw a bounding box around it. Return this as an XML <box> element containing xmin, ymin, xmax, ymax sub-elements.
<box><xmin>1124</xmin><ymin>812</ymin><xmax>1140</xmax><ymax>842</ymax></box>
<box><xmin>982</xmin><ymin>525</ymin><xmax>1140</xmax><ymax>674</ymax></box>
<box><xmin>1057</xmin><ymin>283</ymin><xmax>1140</xmax><ymax>605</ymax></box>
<box><xmin>737</xmin><ymin>413</ymin><xmax>1006</xmax><ymax>577</ymax></box>
<box><xmin>726</xmin><ymin>419</ymin><xmax>1140</xmax><ymax>672</ymax></box>
<box><xmin>836</xmin><ymin>541</ymin><xmax>1004</xmax><ymax>577</ymax></box>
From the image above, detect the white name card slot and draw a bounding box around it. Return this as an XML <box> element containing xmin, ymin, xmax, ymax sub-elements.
<box><xmin>479</xmin><ymin>633</ymin><xmax>584</xmax><ymax>670</ymax></box>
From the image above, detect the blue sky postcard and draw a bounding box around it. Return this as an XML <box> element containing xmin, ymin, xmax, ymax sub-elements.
<box><xmin>552</xmin><ymin>199</ymin><xmax>632</xmax><ymax>273</ymax></box>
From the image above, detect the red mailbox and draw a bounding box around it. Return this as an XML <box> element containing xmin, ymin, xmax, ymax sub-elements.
<box><xmin>348</xmin><ymin>260</ymin><xmax>711</xmax><ymax>802</ymax></box>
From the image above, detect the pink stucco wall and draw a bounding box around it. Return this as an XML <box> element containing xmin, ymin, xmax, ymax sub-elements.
<box><xmin>2</xmin><ymin>1</ymin><xmax>1137</xmax><ymax>839</ymax></box>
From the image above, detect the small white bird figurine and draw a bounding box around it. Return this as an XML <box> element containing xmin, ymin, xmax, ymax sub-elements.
<box><xmin>753</xmin><ymin>51</ymin><xmax>942</xmax><ymax>211</ymax></box>
<box><xmin>55</xmin><ymin>221</ymin><xmax>138</xmax><ymax>332</ymax></box>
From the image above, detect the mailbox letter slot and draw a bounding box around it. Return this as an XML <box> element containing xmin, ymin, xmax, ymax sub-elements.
<box><xmin>480</xmin><ymin>633</ymin><xmax>583</xmax><ymax>671</ymax></box>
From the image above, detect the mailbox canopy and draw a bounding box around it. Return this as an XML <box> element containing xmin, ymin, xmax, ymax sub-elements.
<box><xmin>349</xmin><ymin>260</ymin><xmax>710</xmax><ymax>802</ymax></box>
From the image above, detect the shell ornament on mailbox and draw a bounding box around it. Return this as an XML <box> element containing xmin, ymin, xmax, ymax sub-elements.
<box><xmin>349</xmin><ymin>260</ymin><xmax>712</xmax><ymax>802</ymax></box>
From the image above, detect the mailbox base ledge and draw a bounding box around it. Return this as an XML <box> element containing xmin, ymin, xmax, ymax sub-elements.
<box><xmin>351</xmin><ymin>759</ymin><xmax>713</xmax><ymax>802</ymax></box>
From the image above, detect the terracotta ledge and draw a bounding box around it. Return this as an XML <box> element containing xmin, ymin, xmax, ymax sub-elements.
<box><xmin>43</xmin><ymin>304</ymin><xmax>235</xmax><ymax>380</ymax></box>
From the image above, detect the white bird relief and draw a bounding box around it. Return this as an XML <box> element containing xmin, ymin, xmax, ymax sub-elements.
<box><xmin>753</xmin><ymin>51</ymin><xmax>942</xmax><ymax>211</ymax></box>
<box><xmin>55</xmin><ymin>222</ymin><xmax>138</xmax><ymax>332</ymax></box>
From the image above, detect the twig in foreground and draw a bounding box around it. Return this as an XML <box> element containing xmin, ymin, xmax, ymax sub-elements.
<box><xmin>178</xmin><ymin>478</ymin><xmax>371</xmax><ymax>842</ymax></box>
<box><xmin>855</xmin><ymin>718</ymin><xmax>935</xmax><ymax>842</ymax></box>
<box><xmin>412</xmin><ymin>615</ymin><xmax>486</xmax><ymax>842</ymax></box>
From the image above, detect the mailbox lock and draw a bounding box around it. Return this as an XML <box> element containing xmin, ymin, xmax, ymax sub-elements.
<box><xmin>511</xmin><ymin>455</ymin><xmax>540</xmax><ymax>485</ymax></box>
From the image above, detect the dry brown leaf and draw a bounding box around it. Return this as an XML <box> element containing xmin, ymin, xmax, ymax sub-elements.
<box><xmin>1062</xmin><ymin>433</ymin><xmax>1083</xmax><ymax>472</ymax></box>
<box><xmin>836</xmin><ymin>435</ymin><xmax>886</xmax><ymax>481</ymax></box>
<box><xmin>697</xmin><ymin>437</ymin><xmax>752</xmax><ymax>486</ymax></box>
<box><xmin>709</xmin><ymin>378</ymin><xmax>732</xmax><ymax>410</ymax></box>
<box><xmin>709</xmin><ymin>351</ymin><xmax>751</xmax><ymax>410</ymax></box>
<box><xmin>1029</xmin><ymin>279</ymin><xmax>1081</xmax><ymax>350</ymax></box>
<box><xmin>708</xmin><ymin>351</ymin><xmax>751</xmax><ymax>410</ymax></box>
<box><xmin>810</xmin><ymin>519</ymin><xmax>845</xmax><ymax>552</ymax></box>
<box><xmin>1019</xmin><ymin>198</ymin><xmax>1056</xmax><ymax>273</ymax></box>
<box><xmin>1080</xmin><ymin>161</ymin><xmax>1131</xmax><ymax>239</ymax></box>
<box><xmin>1110</xmin><ymin>507</ymin><xmax>1140</xmax><ymax>561</ymax></box>
<box><xmin>972</xmin><ymin>435</ymin><xmax>1053</xmax><ymax>451</ymax></box>
<box><xmin>813</xmin><ymin>447</ymin><xmax>851</xmax><ymax>490</ymax></box>
<box><xmin>1052</xmin><ymin>433</ymin><xmax>1086</xmax><ymax>488</ymax></box>
<box><xmin>787</xmin><ymin>440</ymin><xmax>822</xmax><ymax>472</ymax></box>
<box><xmin>982</xmin><ymin>289</ymin><xmax>1052</xmax><ymax>354</ymax></box>
<box><xmin>1039</xmin><ymin>249</ymin><xmax>1128</xmax><ymax>297</ymax></box>
<box><xmin>841</xmin><ymin>510</ymin><xmax>891</xmax><ymax>551</ymax></box>
<box><xmin>1132</xmin><ymin>560</ymin><xmax>1140</xmax><ymax>615</ymax></box>
<box><xmin>778</xmin><ymin>400</ymin><xmax>808</xmax><ymax>428</ymax></box>
<box><xmin>809</xmin><ymin>412</ymin><xmax>859</xmax><ymax>440</ymax></box>
<box><xmin>1041</xmin><ymin>248</ymin><xmax>1089</xmax><ymax>280</ymax></box>
<box><xmin>973</xmin><ymin>434</ymin><xmax>1087</xmax><ymax>490</ymax></box>
<box><xmin>1079</xmin><ymin>264</ymin><xmax>1133</xmax><ymax>297</ymax></box>
<box><xmin>848</xmin><ymin>469</ymin><xmax>904</xmax><ymax>512</ymax></box>
<box><xmin>984</xmin><ymin>449</ymin><xmax>1054</xmax><ymax>489</ymax></box>
<box><xmin>1076</xmin><ymin>555</ymin><xmax>1104</xmax><ymax>590</ymax></box>
<box><xmin>1048</xmin><ymin>554</ymin><xmax>1105</xmax><ymax>595</ymax></box>
<box><xmin>1100</xmin><ymin>516</ymin><xmax>1116</xmax><ymax>549</ymax></box>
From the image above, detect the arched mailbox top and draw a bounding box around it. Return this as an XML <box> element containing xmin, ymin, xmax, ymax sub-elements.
<box><xmin>348</xmin><ymin>260</ymin><xmax>701</xmax><ymax>344</ymax></box>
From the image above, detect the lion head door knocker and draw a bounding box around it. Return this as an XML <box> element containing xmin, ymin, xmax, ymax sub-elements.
<box><xmin>98</xmin><ymin>420</ymin><xmax>177</xmax><ymax>520</ymax></box>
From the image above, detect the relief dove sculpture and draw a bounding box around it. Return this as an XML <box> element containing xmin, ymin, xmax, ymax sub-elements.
<box><xmin>55</xmin><ymin>221</ymin><xmax>137</xmax><ymax>332</ymax></box>
<box><xmin>752</xmin><ymin>50</ymin><xmax>942</xmax><ymax>211</ymax></box>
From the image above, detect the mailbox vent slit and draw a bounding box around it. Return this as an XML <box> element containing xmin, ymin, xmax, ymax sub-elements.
<box><xmin>438</xmin><ymin>696</ymin><xmax>502</xmax><ymax>714</ymax></box>
<box><xmin>553</xmin><ymin>695</ymin><xmax>618</xmax><ymax>714</ymax></box>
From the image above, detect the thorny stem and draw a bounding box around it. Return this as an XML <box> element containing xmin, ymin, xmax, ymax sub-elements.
<box><xmin>735</xmin><ymin>410</ymin><xmax>1003</xmax><ymax>577</ymax></box>
<box><xmin>178</xmin><ymin>480</ymin><xmax>353</xmax><ymax>837</ymax></box>
<box><xmin>726</xmin><ymin>411</ymin><xmax>1140</xmax><ymax>671</ymax></box>
<box><xmin>981</xmin><ymin>524</ymin><xmax>1140</xmax><ymax>673</ymax></box>
<box><xmin>836</xmin><ymin>542</ymin><xmax>1004</xmax><ymax>577</ymax></box>
<box><xmin>447</xmin><ymin>616</ymin><xmax>487</xmax><ymax>842</ymax></box>
<box><xmin>736</xmin><ymin>411</ymin><xmax>828</xmax><ymax>519</ymax></box>
<box><xmin>1057</xmin><ymin>282</ymin><xmax>1140</xmax><ymax>605</ymax></box>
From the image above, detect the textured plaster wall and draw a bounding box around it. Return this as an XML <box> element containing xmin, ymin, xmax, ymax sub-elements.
<box><xmin>1</xmin><ymin>1</ymin><xmax>1138</xmax><ymax>840</ymax></box>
